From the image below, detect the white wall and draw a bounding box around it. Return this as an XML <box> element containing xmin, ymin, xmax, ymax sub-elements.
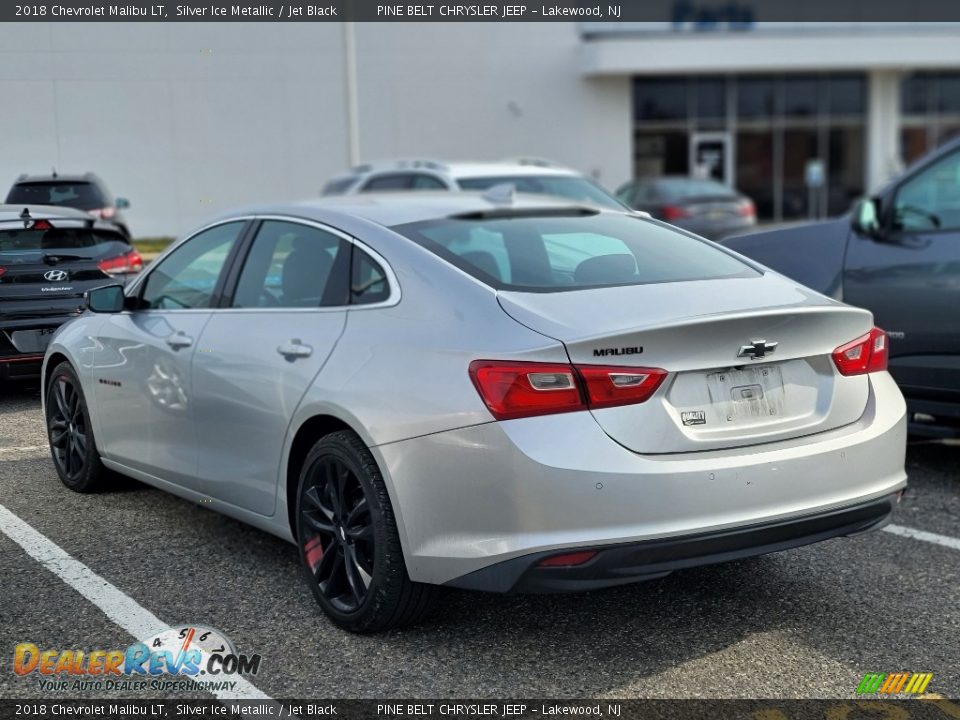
<box><xmin>0</xmin><ymin>23</ymin><xmax>631</xmax><ymax>237</ymax></box>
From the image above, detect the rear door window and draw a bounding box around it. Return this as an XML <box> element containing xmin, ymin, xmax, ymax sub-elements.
<box><xmin>232</xmin><ymin>221</ymin><xmax>350</xmax><ymax>308</ymax></box>
<box><xmin>360</xmin><ymin>174</ymin><xmax>415</xmax><ymax>192</ymax></box>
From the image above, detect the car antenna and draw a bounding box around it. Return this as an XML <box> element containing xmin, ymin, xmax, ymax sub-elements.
<box><xmin>482</xmin><ymin>183</ymin><xmax>515</xmax><ymax>205</ymax></box>
<box><xmin>51</xmin><ymin>167</ymin><xmax>58</xmax><ymax>178</ymax></box>
<box><xmin>20</xmin><ymin>207</ymin><xmax>31</xmax><ymax>228</ymax></box>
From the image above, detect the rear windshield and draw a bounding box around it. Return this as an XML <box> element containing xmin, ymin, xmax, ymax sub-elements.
<box><xmin>655</xmin><ymin>178</ymin><xmax>736</xmax><ymax>199</ymax></box>
<box><xmin>456</xmin><ymin>176</ymin><xmax>625</xmax><ymax>210</ymax></box>
<box><xmin>0</xmin><ymin>225</ymin><xmax>128</xmax><ymax>263</ymax></box>
<box><xmin>394</xmin><ymin>212</ymin><xmax>757</xmax><ymax>292</ymax></box>
<box><xmin>6</xmin><ymin>182</ymin><xmax>107</xmax><ymax>211</ymax></box>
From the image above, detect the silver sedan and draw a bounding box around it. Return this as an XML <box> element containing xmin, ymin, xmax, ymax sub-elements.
<box><xmin>41</xmin><ymin>193</ymin><xmax>907</xmax><ymax>632</ymax></box>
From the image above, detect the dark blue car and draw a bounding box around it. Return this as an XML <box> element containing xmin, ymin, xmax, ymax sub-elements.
<box><xmin>723</xmin><ymin>138</ymin><xmax>960</xmax><ymax>439</ymax></box>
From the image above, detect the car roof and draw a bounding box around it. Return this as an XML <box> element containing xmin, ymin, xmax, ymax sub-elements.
<box><xmin>0</xmin><ymin>204</ymin><xmax>96</xmax><ymax>222</ymax></box>
<box><xmin>216</xmin><ymin>191</ymin><xmax>622</xmax><ymax>229</ymax></box>
<box><xmin>330</xmin><ymin>160</ymin><xmax>580</xmax><ymax>183</ymax></box>
<box><xmin>12</xmin><ymin>173</ymin><xmax>101</xmax><ymax>184</ymax></box>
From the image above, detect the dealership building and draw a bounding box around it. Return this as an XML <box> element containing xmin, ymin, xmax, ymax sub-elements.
<box><xmin>3</xmin><ymin>20</ymin><xmax>960</xmax><ymax>235</ymax></box>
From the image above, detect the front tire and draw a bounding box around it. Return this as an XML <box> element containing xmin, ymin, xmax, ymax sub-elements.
<box><xmin>45</xmin><ymin>362</ymin><xmax>108</xmax><ymax>493</ymax></box>
<box><xmin>295</xmin><ymin>430</ymin><xmax>438</xmax><ymax>632</ymax></box>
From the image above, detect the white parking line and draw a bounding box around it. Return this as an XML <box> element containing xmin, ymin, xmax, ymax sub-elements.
<box><xmin>0</xmin><ymin>445</ymin><xmax>47</xmax><ymax>453</ymax></box>
<box><xmin>0</xmin><ymin>503</ymin><xmax>274</xmax><ymax>703</ymax></box>
<box><xmin>884</xmin><ymin>523</ymin><xmax>960</xmax><ymax>552</ymax></box>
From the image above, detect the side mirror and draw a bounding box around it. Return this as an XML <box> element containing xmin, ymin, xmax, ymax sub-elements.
<box><xmin>86</xmin><ymin>284</ymin><xmax>126</xmax><ymax>313</ymax></box>
<box><xmin>115</xmin><ymin>197</ymin><xmax>130</xmax><ymax>210</ymax></box>
<box><xmin>851</xmin><ymin>197</ymin><xmax>881</xmax><ymax>238</ymax></box>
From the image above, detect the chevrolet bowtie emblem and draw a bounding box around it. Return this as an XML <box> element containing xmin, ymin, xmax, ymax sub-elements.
<box><xmin>738</xmin><ymin>339</ymin><xmax>778</xmax><ymax>360</ymax></box>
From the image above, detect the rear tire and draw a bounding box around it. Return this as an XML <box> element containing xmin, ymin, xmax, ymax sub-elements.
<box><xmin>295</xmin><ymin>430</ymin><xmax>439</xmax><ymax>632</ymax></box>
<box><xmin>45</xmin><ymin>362</ymin><xmax>108</xmax><ymax>493</ymax></box>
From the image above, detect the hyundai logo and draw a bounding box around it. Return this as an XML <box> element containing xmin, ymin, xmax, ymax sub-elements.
<box><xmin>44</xmin><ymin>270</ymin><xmax>69</xmax><ymax>282</ymax></box>
<box><xmin>738</xmin><ymin>339</ymin><xmax>778</xmax><ymax>360</ymax></box>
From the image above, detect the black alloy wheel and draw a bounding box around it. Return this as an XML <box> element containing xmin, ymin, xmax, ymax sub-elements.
<box><xmin>45</xmin><ymin>362</ymin><xmax>107</xmax><ymax>492</ymax></box>
<box><xmin>295</xmin><ymin>431</ymin><xmax>439</xmax><ymax>632</ymax></box>
<box><xmin>300</xmin><ymin>455</ymin><xmax>375</xmax><ymax>613</ymax></box>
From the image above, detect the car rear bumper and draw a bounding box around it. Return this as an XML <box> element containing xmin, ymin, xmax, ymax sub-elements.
<box><xmin>447</xmin><ymin>494</ymin><xmax>897</xmax><ymax>593</ymax></box>
<box><xmin>1</xmin><ymin>315</ymin><xmax>78</xmax><ymax>376</ymax></box>
<box><xmin>373</xmin><ymin>372</ymin><xmax>907</xmax><ymax>588</ymax></box>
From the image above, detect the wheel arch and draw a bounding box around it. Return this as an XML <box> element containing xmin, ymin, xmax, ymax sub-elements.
<box><xmin>284</xmin><ymin>413</ymin><xmax>358</xmax><ymax>538</ymax></box>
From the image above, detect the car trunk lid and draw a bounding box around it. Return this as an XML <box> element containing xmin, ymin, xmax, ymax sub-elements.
<box><xmin>498</xmin><ymin>273</ymin><xmax>875</xmax><ymax>454</ymax></box>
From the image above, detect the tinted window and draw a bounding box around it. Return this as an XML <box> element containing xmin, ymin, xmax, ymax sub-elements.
<box><xmin>6</xmin><ymin>181</ymin><xmax>107</xmax><ymax>211</ymax></box>
<box><xmin>456</xmin><ymin>175</ymin><xmax>624</xmax><ymax>210</ymax></box>
<box><xmin>737</xmin><ymin>77</ymin><xmax>777</xmax><ymax>119</ymax></box>
<box><xmin>783</xmin><ymin>76</ymin><xmax>820</xmax><ymax>117</ymax></box>
<box><xmin>893</xmin><ymin>151</ymin><xmax>960</xmax><ymax>232</ymax></box>
<box><xmin>411</xmin><ymin>174</ymin><xmax>447</xmax><ymax>190</ymax></box>
<box><xmin>232</xmin><ymin>221</ymin><xmax>349</xmax><ymax>308</ymax></box>
<box><xmin>351</xmin><ymin>247</ymin><xmax>391</xmax><ymax>305</ymax></box>
<box><xmin>141</xmin><ymin>222</ymin><xmax>244</xmax><ymax>310</ymax></box>
<box><xmin>361</xmin><ymin>174</ymin><xmax>414</xmax><ymax>192</ymax></box>
<box><xmin>394</xmin><ymin>213</ymin><xmax>756</xmax><ymax>292</ymax></box>
<box><xmin>0</xmin><ymin>225</ymin><xmax>128</xmax><ymax>262</ymax></box>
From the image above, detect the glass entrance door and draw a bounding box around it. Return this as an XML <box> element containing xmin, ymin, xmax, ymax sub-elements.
<box><xmin>690</xmin><ymin>132</ymin><xmax>733</xmax><ymax>185</ymax></box>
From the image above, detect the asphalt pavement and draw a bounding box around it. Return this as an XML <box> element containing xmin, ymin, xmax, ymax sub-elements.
<box><xmin>1</xmin><ymin>378</ymin><xmax>958</xmax><ymax>700</ymax></box>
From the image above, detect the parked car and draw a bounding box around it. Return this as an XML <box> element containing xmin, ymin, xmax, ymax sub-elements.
<box><xmin>616</xmin><ymin>176</ymin><xmax>756</xmax><ymax>240</ymax></box>
<box><xmin>0</xmin><ymin>205</ymin><xmax>141</xmax><ymax>380</ymax></box>
<box><xmin>722</xmin><ymin>137</ymin><xmax>960</xmax><ymax>438</ymax></box>
<box><xmin>321</xmin><ymin>158</ymin><xmax>627</xmax><ymax>210</ymax></box>
<box><xmin>44</xmin><ymin>192</ymin><xmax>905</xmax><ymax>632</ymax></box>
<box><xmin>6</xmin><ymin>172</ymin><xmax>132</xmax><ymax>237</ymax></box>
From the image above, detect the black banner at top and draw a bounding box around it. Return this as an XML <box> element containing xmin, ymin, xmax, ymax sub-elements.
<box><xmin>7</xmin><ymin>0</ymin><xmax>960</xmax><ymax>22</ymax></box>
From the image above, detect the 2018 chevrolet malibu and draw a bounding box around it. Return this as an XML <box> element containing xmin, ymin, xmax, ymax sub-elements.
<box><xmin>42</xmin><ymin>192</ymin><xmax>907</xmax><ymax>632</ymax></box>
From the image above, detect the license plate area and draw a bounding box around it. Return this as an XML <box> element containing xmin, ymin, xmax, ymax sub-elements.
<box><xmin>706</xmin><ymin>364</ymin><xmax>786</xmax><ymax>424</ymax></box>
<box><xmin>8</xmin><ymin>328</ymin><xmax>56</xmax><ymax>353</ymax></box>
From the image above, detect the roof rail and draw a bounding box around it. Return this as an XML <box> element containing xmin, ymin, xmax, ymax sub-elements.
<box><xmin>498</xmin><ymin>156</ymin><xmax>566</xmax><ymax>169</ymax></box>
<box><xmin>350</xmin><ymin>158</ymin><xmax>450</xmax><ymax>174</ymax></box>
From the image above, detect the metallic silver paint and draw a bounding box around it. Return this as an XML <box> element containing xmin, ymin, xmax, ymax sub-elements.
<box><xmin>43</xmin><ymin>193</ymin><xmax>909</xmax><ymax>587</ymax></box>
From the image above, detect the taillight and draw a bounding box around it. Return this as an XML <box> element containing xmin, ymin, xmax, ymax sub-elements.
<box><xmin>661</xmin><ymin>205</ymin><xmax>690</xmax><ymax>221</ymax></box>
<box><xmin>736</xmin><ymin>199</ymin><xmax>756</xmax><ymax>218</ymax></box>
<box><xmin>538</xmin><ymin>551</ymin><xmax>597</xmax><ymax>567</ymax></box>
<box><xmin>577</xmin><ymin>365</ymin><xmax>667</xmax><ymax>409</ymax></box>
<box><xmin>0</xmin><ymin>266</ymin><xmax>5</xmax><ymax>278</ymax></box>
<box><xmin>469</xmin><ymin>361</ymin><xmax>583</xmax><ymax>420</ymax></box>
<box><xmin>832</xmin><ymin>327</ymin><xmax>888</xmax><ymax>376</ymax></box>
<box><xmin>88</xmin><ymin>207</ymin><xmax>116</xmax><ymax>220</ymax></box>
<box><xmin>98</xmin><ymin>249</ymin><xmax>143</xmax><ymax>276</ymax></box>
<box><xmin>469</xmin><ymin>360</ymin><xmax>667</xmax><ymax>421</ymax></box>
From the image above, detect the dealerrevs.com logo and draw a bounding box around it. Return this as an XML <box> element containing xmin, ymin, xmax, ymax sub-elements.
<box><xmin>13</xmin><ymin>624</ymin><xmax>261</xmax><ymax>693</ymax></box>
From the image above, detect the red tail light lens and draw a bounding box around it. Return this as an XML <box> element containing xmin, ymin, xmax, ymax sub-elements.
<box><xmin>0</xmin><ymin>266</ymin><xmax>5</xmax><ymax>278</ymax></box>
<box><xmin>576</xmin><ymin>365</ymin><xmax>668</xmax><ymax>410</ymax></box>
<box><xmin>469</xmin><ymin>360</ymin><xmax>667</xmax><ymax>420</ymax></box>
<box><xmin>98</xmin><ymin>249</ymin><xmax>143</xmax><ymax>276</ymax></box>
<box><xmin>736</xmin><ymin>199</ymin><xmax>756</xmax><ymax>218</ymax></box>
<box><xmin>538</xmin><ymin>551</ymin><xmax>597</xmax><ymax>567</ymax></box>
<box><xmin>661</xmin><ymin>205</ymin><xmax>691</xmax><ymax>221</ymax></box>
<box><xmin>469</xmin><ymin>361</ymin><xmax>584</xmax><ymax>420</ymax></box>
<box><xmin>832</xmin><ymin>327</ymin><xmax>888</xmax><ymax>376</ymax></box>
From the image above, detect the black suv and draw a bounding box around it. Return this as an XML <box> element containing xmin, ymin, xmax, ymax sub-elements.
<box><xmin>6</xmin><ymin>172</ymin><xmax>131</xmax><ymax>238</ymax></box>
<box><xmin>0</xmin><ymin>205</ymin><xmax>141</xmax><ymax>380</ymax></box>
<box><xmin>722</xmin><ymin>138</ymin><xmax>960</xmax><ymax>438</ymax></box>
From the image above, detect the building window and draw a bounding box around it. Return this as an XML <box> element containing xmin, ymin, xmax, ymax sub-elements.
<box><xmin>632</xmin><ymin>73</ymin><xmax>865</xmax><ymax>222</ymax></box>
<box><xmin>901</xmin><ymin>72</ymin><xmax>960</xmax><ymax>164</ymax></box>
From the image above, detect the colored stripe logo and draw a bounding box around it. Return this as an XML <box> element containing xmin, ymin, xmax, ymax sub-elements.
<box><xmin>856</xmin><ymin>672</ymin><xmax>933</xmax><ymax>695</ymax></box>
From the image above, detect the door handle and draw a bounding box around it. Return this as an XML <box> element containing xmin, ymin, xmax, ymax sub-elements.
<box><xmin>166</xmin><ymin>332</ymin><xmax>194</xmax><ymax>350</ymax></box>
<box><xmin>277</xmin><ymin>339</ymin><xmax>313</xmax><ymax>360</ymax></box>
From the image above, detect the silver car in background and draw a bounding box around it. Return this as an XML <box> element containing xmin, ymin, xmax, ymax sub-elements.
<box><xmin>42</xmin><ymin>193</ymin><xmax>907</xmax><ymax>633</ymax></box>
